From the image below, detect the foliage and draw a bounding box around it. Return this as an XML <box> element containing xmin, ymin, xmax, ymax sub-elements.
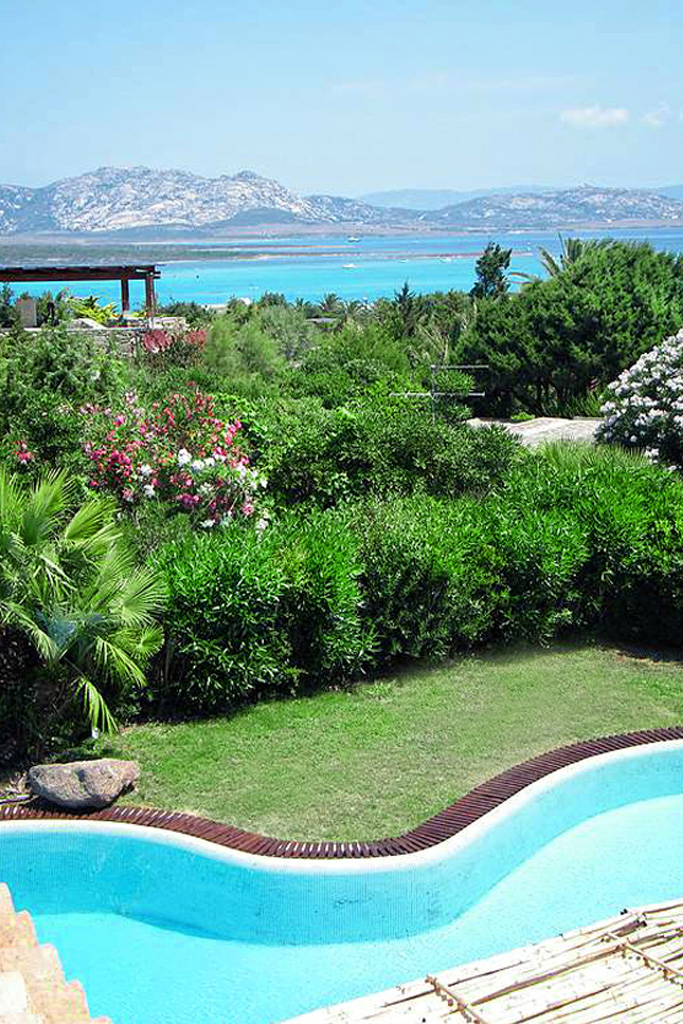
<box><xmin>249</xmin><ymin>399</ymin><xmax>518</xmax><ymax>509</ymax></box>
<box><xmin>138</xmin><ymin>326</ymin><xmax>207</xmax><ymax>368</ymax></box>
<box><xmin>470</xmin><ymin>242</ymin><xmax>512</xmax><ymax>299</ymax></box>
<box><xmin>350</xmin><ymin>496</ymin><xmax>496</xmax><ymax>661</ymax></box>
<box><xmin>0</xmin><ymin>284</ymin><xmax>20</xmax><ymax>329</ymax></box>
<box><xmin>0</xmin><ymin>325</ymin><xmax>130</xmax><ymax>474</ymax></box>
<box><xmin>204</xmin><ymin>314</ymin><xmax>286</xmax><ymax>386</ymax></box>
<box><xmin>497</xmin><ymin>442</ymin><xmax>683</xmax><ymax>644</ymax></box>
<box><xmin>0</xmin><ymin>470</ymin><xmax>165</xmax><ymax>759</ymax></box>
<box><xmin>460</xmin><ymin>241</ymin><xmax>683</xmax><ymax>415</ymax></box>
<box><xmin>155</xmin><ymin>512</ymin><xmax>372</xmax><ymax>713</ymax></box>
<box><xmin>35</xmin><ymin>289</ymin><xmax>71</xmax><ymax>326</ymax></box>
<box><xmin>512</xmin><ymin>236</ymin><xmax>596</xmax><ymax>284</ymax></box>
<box><xmin>155</xmin><ymin>300</ymin><xmax>217</xmax><ymax>327</ymax></box>
<box><xmin>82</xmin><ymin>387</ymin><xmax>266</xmax><ymax>527</ymax></box>
<box><xmin>597</xmin><ymin>327</ymin><xmax>683</xmax><ymax>468</ymax></box>
<box><xmin>68</xmin><ymin>294</ymin><xmax>120</xmax><ymax>324</ymax></box>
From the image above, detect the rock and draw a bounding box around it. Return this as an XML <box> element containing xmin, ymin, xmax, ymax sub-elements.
<box><xmin>28</xmin><ymin>759</ymin><xmax>139</xmax><ymax>810</ymax></box>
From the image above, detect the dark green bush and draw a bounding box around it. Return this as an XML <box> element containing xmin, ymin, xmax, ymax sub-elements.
<box><xmin>496</xmin><ymin>443</ymin><xmax>683</xmax><ymax>644</ymax></box>
<box><xmin>155</xmin><ymin>513</ymin><xmax>372</xmax><ymax>714</ymax></box>
<box><xmin>348</xmin><ymin>496</ymin><xmax>497</xmax><ymax>661</ymax></box>
<box><xmin>245</xmin><ymin>398</ymin><xmax>521</xmax><ymax>509</ymax></box>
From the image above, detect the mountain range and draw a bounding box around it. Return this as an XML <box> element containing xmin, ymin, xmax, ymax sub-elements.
<box><xmin>2</xmin><ymin>167</ymin><xmax>683</xmax><ymax>236</ymax></box>
<box><xmin>362</xmin><ymin>184</ymin><xmax>683</xmax><ymax>210</ymax></box>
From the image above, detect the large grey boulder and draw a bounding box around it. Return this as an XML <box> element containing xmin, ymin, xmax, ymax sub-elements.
<box><xmin>29</xmin><ymin>759</ymin><xmax>139</xmax><ymax>810</ymax></box>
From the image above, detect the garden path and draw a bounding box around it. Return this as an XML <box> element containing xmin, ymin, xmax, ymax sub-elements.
<box><xmin>467</xmin><ymin>417</ymin><xmax>601</xmax><ymax>447</ymax></box>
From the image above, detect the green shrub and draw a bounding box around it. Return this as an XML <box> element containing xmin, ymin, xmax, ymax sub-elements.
<box><xmin>247</xmin><ymin>398</ymin><xmax>521</xmax><ymax>509</ymax></box>
<box><xmin>0</xmin><ymin>326</ymin><xmax>130</xmax><ymax>474</ymax></box>
<box><xmin>155</xmin><ymin>512</ymin><xmax>372</xmax><ymax>714</ymax></box>
<box><xmin>348</xmin><ymin>496</ymin><xmax>496</xmax><ymax>661</ymax></box>
<box><xmin>460</xmin><ymin>240</ymin><xmax>683</xmax><ymax>415</ymax></box>
<box><xmin>498</xmin><ymin>442</ymin><xmax>683</xmax><ymax>644</ymax></box>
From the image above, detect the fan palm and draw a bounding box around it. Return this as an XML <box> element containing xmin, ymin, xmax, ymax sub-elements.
<box><xmin>511</xmin><ymin>235</ymin><xmax>596</xmax><ymax>285</ymax></box>
<box><xmin>317</xmin><ymin>293</ymin><xmax>345</xmax><ymax>317</ymax></box>
<box><xmin>0</xmin><ymin>469</ymin><xmax>165</xmax><ymax>739</ymax></box>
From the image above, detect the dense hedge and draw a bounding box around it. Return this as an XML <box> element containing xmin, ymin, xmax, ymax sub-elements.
<box><xmin>235</xmin><ymin>397</ymin><xmax>521</xmax><ymax>509</ymax></box>
<box><xmin>155</xmin><ymin>512</ymin><xmax>373</xmax><ymax>713</ymax></box>
<box><xmin>153</xmin><ymin>444</ymin><xmax>683</xmax><ymax>716</ymax></box>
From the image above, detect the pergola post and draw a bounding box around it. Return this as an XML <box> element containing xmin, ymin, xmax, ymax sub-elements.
<box><xmin>145</xmin><ymin>272</ymin><xmax>156</xmax><ymax>316</ymax></box>
<box><xmin>120</xmin><ymin>278</ymin><xmax>130</xmax><ymax>313</ymax></box>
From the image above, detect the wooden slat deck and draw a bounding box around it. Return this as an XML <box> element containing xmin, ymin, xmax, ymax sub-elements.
<box><xmin>287</xmin><ymin>900</ymin><xmax>683</xmax><ymax>1023</ymax></box>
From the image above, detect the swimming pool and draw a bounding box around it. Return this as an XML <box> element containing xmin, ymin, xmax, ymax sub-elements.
<box><xmin>3</xmin><ymin>739</ymin><xmax>683</xmax><ymax>1023</ymax></box>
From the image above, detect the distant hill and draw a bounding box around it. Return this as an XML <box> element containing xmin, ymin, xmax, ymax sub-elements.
<box><xmin>1</xmin><ymin>168</ymin><xmax>682</xmax><ymax>236</ymax></box>
<box><xmin>360</xmin><ymin>186</ymin><xmax>554</xmax><ymax>210</ymax></box>
<box><xmin>0</xmin><ymin>166</ymin><xmax>418</xmax><ymax>236</ymax></box>
<box><xmin>428</xmin><ymin>186</ymin><xmax>683</xmax><ymax>229</ymax></box>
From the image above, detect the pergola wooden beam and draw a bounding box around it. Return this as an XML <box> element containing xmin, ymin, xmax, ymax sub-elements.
<box><xmin>0</xmin><ymin>265</ymin><xmax>161</xmax><ymax>313</ymax></box>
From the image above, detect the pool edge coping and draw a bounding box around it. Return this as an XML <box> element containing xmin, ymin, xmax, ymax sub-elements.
<box><xmin>2</xmin><ymin>726</ymin><xmax>683</xmax><ymax>859</ymax></box>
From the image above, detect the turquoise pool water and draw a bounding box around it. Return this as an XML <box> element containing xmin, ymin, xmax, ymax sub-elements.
<box><xmin>2</xmin><ymin>742</ymin><xmax>683</xmax><ymax>1023</ymax></box>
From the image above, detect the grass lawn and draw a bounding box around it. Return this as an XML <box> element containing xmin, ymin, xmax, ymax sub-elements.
<box><xmin>99</xmin><ymin>640</ymin><xmax>683</xmax><ymax>842</ymax></box>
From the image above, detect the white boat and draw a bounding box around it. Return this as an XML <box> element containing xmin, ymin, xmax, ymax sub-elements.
<box><xmin>342</xmin><ymin>263</ymin><xmax>356</xmax><ymax>269</ymax></box>
<box><xmin>347</xmin><ymin>236</ymin><xmax>361</xmax><ymax>242</ymax></box>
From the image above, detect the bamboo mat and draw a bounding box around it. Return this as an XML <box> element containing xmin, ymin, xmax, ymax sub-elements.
<box><xmin>287</xmin><ymin>899</ymin><xmax>683</xmax><ymax>1023</ymax></box>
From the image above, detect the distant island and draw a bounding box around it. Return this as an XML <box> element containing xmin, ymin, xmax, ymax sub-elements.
<box><xmin>2</xmin><ymin>166</ymin><xmax>683</xmax><ymax>238</ymax></box>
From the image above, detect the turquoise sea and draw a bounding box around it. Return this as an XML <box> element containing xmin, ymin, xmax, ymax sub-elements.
<box><xmin>13</xmin><ymin>226</ymin><xmax>683</xmax><ymax>307</ymax></box>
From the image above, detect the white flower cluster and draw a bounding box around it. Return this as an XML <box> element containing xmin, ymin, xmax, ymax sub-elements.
<box><xmin>597</xmin><ymin>327</ymin><xmax>683</xmax><ymax>468</ymax></box>
<box><xmin>176</xmin><ymin>448</ymin><xmax>267</xmax><ymax>489</ymax></box>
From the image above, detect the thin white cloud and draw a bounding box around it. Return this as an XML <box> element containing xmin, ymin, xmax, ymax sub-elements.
<box><xmin>642</xmin><ymin>102</ymin><xmax>672</xmax><ymax>128</ymax></box>
<box><xmin>560</xmin><ymin>105</ymin><xmax>629</xmax><ymax>128</ymax></box>
<box><xmin>329</xmin><ymin>79</ymin><xmax>387</xmax><ymax>98</ymax></box>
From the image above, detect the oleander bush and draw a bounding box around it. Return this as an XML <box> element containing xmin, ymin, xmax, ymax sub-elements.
<box><xmin>81</xmin><ymin>386</ymin><xmax>267</xmax><ymax>527</ymax></box>
<box><xmin>348</xmin><ymin>495</ymin><xmax>497</xmax><ymax>661</ymax></box>
<box><xmin>496</xmin><ymin>442</ymin><xmax>683</xmax><ymax>643</ymax></box>
<box><xmin>598</xmin><ymin>327</ymin><xmax>683</xmax><ymax>469</ymax></box>
<box><xmin>155</xmin><ymin>512</ymin><xmax>372</xmax><ymax>713</ymax></box>
<box><xmin>147</xmin><ymin>443</ymin><xmax>683</xmax><ymax>717</ymax></box>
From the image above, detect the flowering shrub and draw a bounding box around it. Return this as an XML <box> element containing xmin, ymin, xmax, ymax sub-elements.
<box><xmin>14</xmin><ymin>441</ymin><xmax>35</xmax><ymax>466</ymax></box>
<box><xmin>597</xmin><ymin>327</ymin><xmax>683</xmax><ymax>468</ymax></box>
<box><xmin>83</xmin><ymin>387</ymin><xmax>267</xmax><ymax>527</ymax></box>
<box><xmin>139</xmin><ymin>327</ymin><xmax>207</xmax><ymax>367</ymax></box>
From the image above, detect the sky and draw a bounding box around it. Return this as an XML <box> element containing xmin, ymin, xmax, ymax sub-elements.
<box><xmin>1</xmin><ymin>0</ymin><xmax>682</xmax><ymax>196</ymax></box>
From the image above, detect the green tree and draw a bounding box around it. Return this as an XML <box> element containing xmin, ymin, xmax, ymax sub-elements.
<box><xmin>393</xmin><ymin>281</ymin><xmax>419</xmax><ymax>336</ymax></box>
<box><xmin>0</xmin><ymin>284</ymin><xmax>20</xmax><ymax>329</ymax></box>
<box><xmin>0</xmin><ymin>470</ymin><xmax>165</xmax><ymax>755</ymax></box>
<box><xmin>470</xmin><ymin>242</ymin><xmax>512</xmax><ymax>299</ymax></box>
<box><xmin>459</xmin><ymin>240</ymin><xmax>683</xmax><ymax>415</ymax></box>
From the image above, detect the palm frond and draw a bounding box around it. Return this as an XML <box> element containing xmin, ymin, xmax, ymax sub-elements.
<box><xmin>63</xmin><ymin>496</ymin><xmax>121</xmax><ymax>549</ymax></box>
<box><xmin>74</xmin><ymin>674</ymin><xmax>117</xmax><ymax>733</ymax></box>
<box><xmin>109</xmin><ymin>624</ymin><xmax>164</xmax><ymax>663</ymax></box>
<box><xmin>92</xmin><ymin>635</ymin><xmax>148</xmax><ymax>688</ymax></box>
<box><xmin>0</xmin><ymin>600</ymin><xmax>60</xmax><ymax>662</ymax></box>
<box><xmin>20</xmin><ymin>470</ymin><xmax>71</xmax><ymax>547</ymax></box>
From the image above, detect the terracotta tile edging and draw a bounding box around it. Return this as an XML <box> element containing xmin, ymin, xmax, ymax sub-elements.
<box><xmin>2</xmin><ymin>727</ymin><xmax>683</xmax><ymax>859</ymax></box>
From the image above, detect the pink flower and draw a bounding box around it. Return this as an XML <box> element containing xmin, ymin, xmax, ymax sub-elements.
<box><xmin>15</xmin><ymin>442</ymin><xmax>34</xmax><ymax>464</ymax></box>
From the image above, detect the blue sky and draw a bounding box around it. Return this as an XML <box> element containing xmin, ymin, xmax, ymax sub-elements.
<box><xmin>1</xmin><ymin>0</ymin><xmax>681</xmax><ymax>195</ymax></box>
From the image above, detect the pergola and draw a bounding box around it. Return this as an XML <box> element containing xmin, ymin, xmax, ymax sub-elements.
<box><xmin>0</xmin><ymin>264</ymin><xmax>160</xmax><ymax>313</ymax></box>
